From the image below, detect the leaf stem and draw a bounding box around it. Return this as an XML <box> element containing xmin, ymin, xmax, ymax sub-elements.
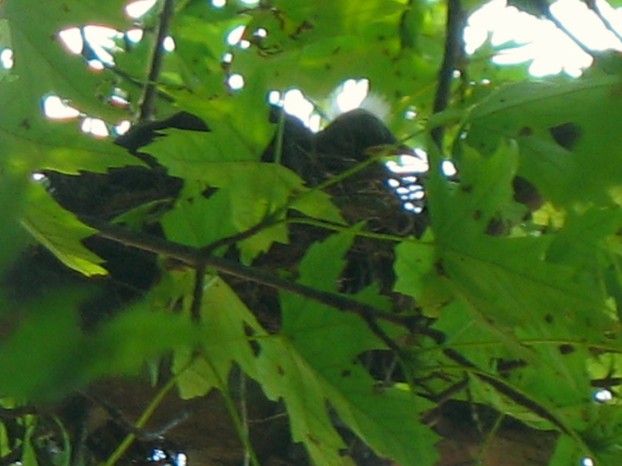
<box><xmin>103</xmin><ymin>375</ymin><xmax>178</xmax><ymax>466</ymax></box>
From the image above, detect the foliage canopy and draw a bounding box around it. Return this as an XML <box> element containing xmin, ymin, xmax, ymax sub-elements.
<box><xmin>2</xmin><ymin>0</ymin><xmax>622</xmax><ymax>465</ymax></box>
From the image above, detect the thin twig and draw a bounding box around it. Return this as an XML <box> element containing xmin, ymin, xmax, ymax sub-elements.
<box><xmin>139</xmin><ymin>0</ymin><xmax>176</xmax><ymax>122</ymax></box>
<box><xmin>544</xmin><ymin>9</ymin><xmax>595</xmax><ymax>58</ymax></box>
<box><xmin>190</xmin><ymin>265</ymin><xmax>206</xmax><ymax>322</ymax></box>
<box><xmin>83</xmin><ymin>390</ymin><xmax>190</xmax><ymax>441</ymax></box>
<box><xmin>421</xmin><ymin>378</ymin><xmax>469</xmax><ymax>426</ymax></box>
<box><xmin>103</xmin><ymin>376</ymin><xmax>178</xmax><ymax>466</ymax></box>
<box><xmin>584</xmin><ymin>0</ymin><xmax>622</xmax><ymax>44</ymax></box>
<box><xmin>107</xmin><ymin>64</ymin><xmax>175</xmax><ymax>104</ymax></box>
<box><xmin>239</xmin><ymin>373</ymin><xmax>251</xmax><ymax>466</ymax></box>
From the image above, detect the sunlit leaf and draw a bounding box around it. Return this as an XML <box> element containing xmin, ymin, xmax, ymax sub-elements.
<box><xmin>171</xmin><ymin>272</ymin><xmax>263</xmax><ymax>399</ymax></box>
<box><xmin>21</xmin><ymin>183</ymin><xmax>107</xmax><ymax>277</ymax></box>
<box><xmin>257</xmin><ymin>230</ymin><xmax>439</xmax><ymax>466</ymax></box>
<box><xmin>465</xmin><ymin>76</ymin><xmax>622</xmax><ymax>206</ymax></box>
<box><xmin>5</xmin><ymin>0</ymin><xmax>129</xmax><ymax>119</ymax></box>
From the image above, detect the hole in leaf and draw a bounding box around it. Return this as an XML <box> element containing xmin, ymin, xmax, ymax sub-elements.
<box><xmin>558</xmin><ymin>344</ymin><xmax>575</xmax><ymax>355</ymax></box>
<box><xmin>549</xmin><ymin>122</ymin><xmax>581</xmax><ymax>149</ymax></box>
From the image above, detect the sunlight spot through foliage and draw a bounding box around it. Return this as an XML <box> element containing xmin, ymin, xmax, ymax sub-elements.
<box><xmin>228</xmin><ymin>73</ymin><xmax>245</xmax><ymax>90</ymax></box>
<box><xmin>81</xmin><ymin>117</ymin><xmax>109</xmax><ymax>137</ymax></box>
<box><xmin>126</xmin><ymin>0</ymin><xmax>157</xmax><ymax>19</ymax></box>
<box><xmin>466</xmin><ymin>0</ymin><xmax>622</xmax><ymax>76</ymax></box>
<box><xmin>42</xmin><ymin>95</ymin><xmax>80</xmax><ymax>120</ymax></box>
<box><xmin>593</xmin><ymin>388</ymin><xmax>613</xmax><ymax>403</ymax></box>
<box><xmin>163</xmin><ymin>36</ymin><xmax>175</xmax><ymax>52</ymax></box>
<box><xmin>58</xmin><ymin>28</ymin><xmax>83</xmax><ymax>55</ymax></box>
<box><xmin>126</xmin><ymin>28</ymin><xmax>143</xmax><ymax>44</ymax></box>
<box><xmin>0</xmin><ymin>48</ymin><xmax>13</xmax><ymax>69</ymax></box>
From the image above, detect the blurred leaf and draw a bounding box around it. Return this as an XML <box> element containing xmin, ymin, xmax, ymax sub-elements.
<box><xmin>0</xmin><ymin>78</ymin><xmax>139</xmax><ymax>175</ymax></box>
<box><xmin>0</xmin><ymin>164</ymin><xmax>27</xmax><ymax>271</ymax></box>
<box><xmin>234</xmin><ymin>0</ymin><xmax>439</xmax><ymax>113</ymax></box>
<box><xmin>0</xmin><ymin>295</ymin><xmax>202</xmax><ymax>401</ymax></box>
<box><xmin>22</xmin><ymin>424</ymin><xmax>38</xmax><ymax>466</ymax></box>
<box><xmin>5</xmin><ymin>0</ymin><xmax>129</xmax><ymax>120</ymax></box>
<box><xmin>21</xmin><ymin>183</ymin><xmax>107</xmax><ymax>277</ymax></box>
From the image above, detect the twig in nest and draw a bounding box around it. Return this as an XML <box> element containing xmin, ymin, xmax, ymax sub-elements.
<box><xmin>139</xmin><ymin>0</ymin><xmax>176</xmax><ymax>122</ymax></box>
<box><xmin>0</xmin><ymin>448</ymin><xmax>22</xmax><ymax>466</ymax></box>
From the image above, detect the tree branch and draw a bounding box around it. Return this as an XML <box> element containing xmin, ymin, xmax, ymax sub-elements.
<box><xmin>190</xmin><ymin>265</ymin><xmax>206</xmax><ymax>322</ymax></box>
<box><xmin>139</xmin><ymin>0</ymin><xmax>176</xmax><ymax>122</ymax></box>
<box><xmin>431</xmin><ymin>0</ymin><xmax>465</xmax><ymax>149</ymax></box>
<box><xmin>82</xmin><ymin>217</ymin><xmax>417</xmax><ymax>330</ymax></box>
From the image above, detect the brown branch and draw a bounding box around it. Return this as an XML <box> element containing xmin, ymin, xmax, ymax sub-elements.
<box><xmin>190</xmin><ymin>265</ymin><xmax>206</xmax><ymax>322</ymax></box>
<box><xmin>421</xmin><ymin>378</ymin><xmax>469</xmax><ymax>426</ymax></box>
<box><xmin>431</xmin><ymin>0</ymin><xmax>465</xmax><ymax>149</ymax></box>
<box><xmin>82</xmin><ymin>217</ymin><xmax>417</xmax><ymax>331</ymax></box>
<box><xmin>139</xmin><ymin>0</ymin><xmax>176</xmax><ymax>122</ymax></box>
<box><xmin>0</xmin><ymin>405</ymin><xmax>38</xmax><ymax>418</ymax></box>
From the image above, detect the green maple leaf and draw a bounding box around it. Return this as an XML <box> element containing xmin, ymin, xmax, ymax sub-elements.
<box><xmin>257</xmin><ymin>229</ymin><xmax>439</xmax><ymax>466</ymax></box>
